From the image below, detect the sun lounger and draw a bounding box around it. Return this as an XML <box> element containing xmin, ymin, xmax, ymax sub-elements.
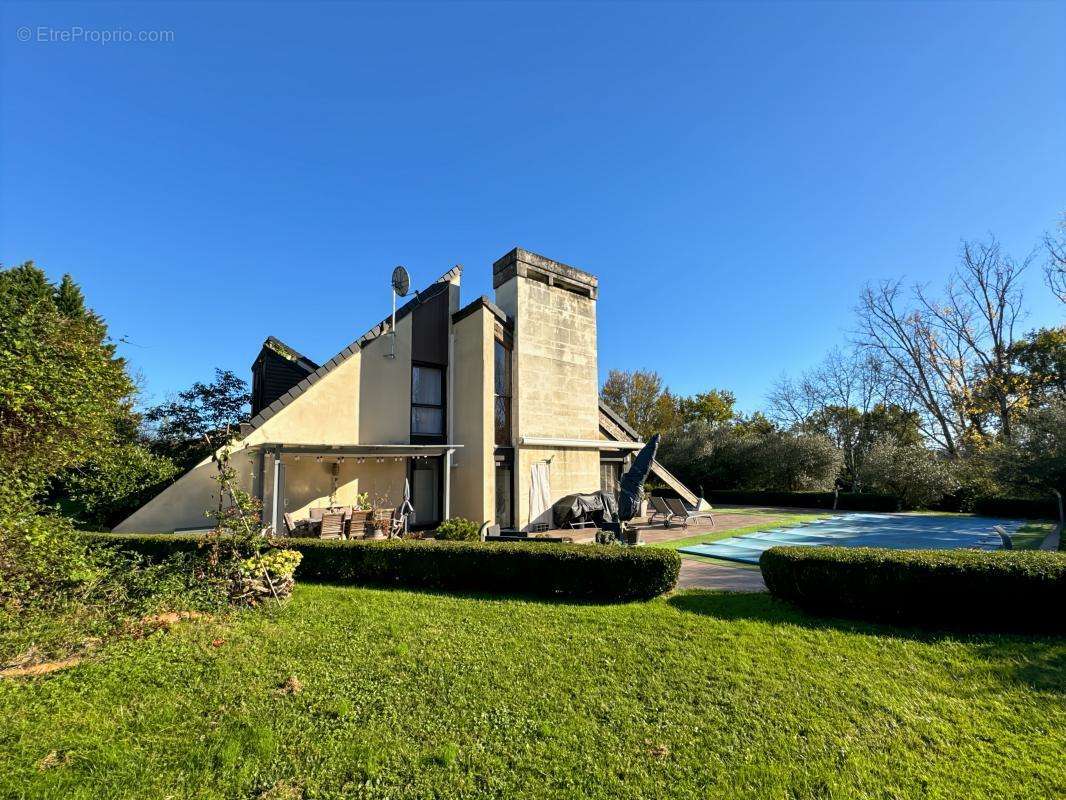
<box><xmin>648</xmin><ymin>495</ymin><xmax>673</xmax><ymax>526</ymax></box>
<box><xmin>664</xmin><ymin>496</ymin><xmax>714</xmax><ymax>528</ymax></box>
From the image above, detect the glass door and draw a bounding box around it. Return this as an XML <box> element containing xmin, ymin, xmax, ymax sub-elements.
<box><xmin>600</xmin><ymin>461</ymin><xmax>622</xmax><ymax>502</ymax></box>
<box><xmin>411</xmin><ymin>458</ymin><xmax>440</xmax><ymax>528</ymax></box>
<box><xmin>494</xmin><ymin>463</ymin><xmax>513</xmax><ymax>530</ymax></box>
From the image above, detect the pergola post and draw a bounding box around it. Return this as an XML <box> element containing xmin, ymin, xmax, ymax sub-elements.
<box><xmin>271</xmin><ymin>449</ymin><xmax>285</xmax><ymax>535</ymax></box>
<box><xmin>442</xmin><ymin>448</ymin><xmax>452</xmax><ymax>520</ymax></box>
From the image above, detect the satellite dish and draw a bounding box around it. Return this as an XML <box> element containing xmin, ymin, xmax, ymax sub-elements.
<box><xmin>391</xmin><ymin>266</ymin><xmax>410</xmax><ymax>297</ymax></box>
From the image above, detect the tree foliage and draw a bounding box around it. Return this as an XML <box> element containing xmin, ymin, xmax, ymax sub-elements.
<box><xmin>658</xmin><ymin>421</ymin><xmax>841</xmax><ymax>494</ymax></box>
<box><xmin>1012</xmin><ymin>326</ymin><xmax>1066</xmax><ymax>406</ymax></box>
<box><xmin>50</xmin><ymin>443</ymin><xmax>179</xmax><ymax>529</ymax></box>
<box><xmin>600</xmin><ymin>369</ymin><xmax>735</xmax><ymax>440</ymax></box>
<box><xmin>600</xmin><ymin>369</ymin><xmax>677</xmax><ymax>439</ymax></box>
<box><xmin>144</xmin><ymin>368</ymin><xmax>250</xmax><ymax>469</ymax></box>
<box><xmin>0</xmin><ymin>262</ymin><xmax>135</xmax><ymax>510</ymax></box>
<box><xmin>993</xmin><ymin>400</ymin><xmax>1066</xmax><ymax>505</ymax></box>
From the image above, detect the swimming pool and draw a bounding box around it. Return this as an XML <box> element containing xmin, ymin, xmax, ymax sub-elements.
<box><xmin>677</xmin><ymin>513</ymin><xmax>1024</xmax><ymax>565</ymax></box>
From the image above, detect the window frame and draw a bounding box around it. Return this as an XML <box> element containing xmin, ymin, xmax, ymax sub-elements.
<box><xmin>410</xmin><ymin>361</ymin><xmax>446</xmax><ymax>443</ymax></box>
<box><xmin>494</xmin><ymin>331</ymin><xmax>512</xmax><ymax>447</ymax></box>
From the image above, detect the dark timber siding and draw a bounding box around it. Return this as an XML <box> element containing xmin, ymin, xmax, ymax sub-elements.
<box><xmin>252</xmin><ymin>348</ymin><xmax>315</xmax><ymax>417</ymax></box>
<box><xmin>411</xmin><ymin>288</ymin><xmax>450</xmax><ymax>366</ymax></box>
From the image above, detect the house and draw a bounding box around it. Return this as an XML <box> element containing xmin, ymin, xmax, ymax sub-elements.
<box><xmin>115</xmin><ymin>248</ymin><xmax>695</xmax><ymax>534</ymax></box>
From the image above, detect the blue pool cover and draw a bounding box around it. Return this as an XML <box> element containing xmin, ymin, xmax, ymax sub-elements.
<box><xmin>678</xmin><ymin>513</ymin><xmax>1024</xmax><ymax>565</ymax></box>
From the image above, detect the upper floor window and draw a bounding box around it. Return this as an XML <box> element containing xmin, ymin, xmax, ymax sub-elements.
<box><xmin>411</xmin><ymin>364</ymin><xmax>444</xmax><ymax>435</ymax></box>
<box><xmin>494</xmin><ymin>338</ymin><xmax>512</xmax><ymax>446</ymax></box>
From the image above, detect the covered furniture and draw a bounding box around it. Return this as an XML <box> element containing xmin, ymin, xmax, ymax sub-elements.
<box><xmin>551</xmin><ymin>491</ymin><xmax>618</xmax><ymax>530</ymax></box>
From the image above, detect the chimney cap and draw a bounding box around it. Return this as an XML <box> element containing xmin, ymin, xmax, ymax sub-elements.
<box><xmin>492</xmin><ymin>247</ymin><xmax>598</xmax><ymax>298</ymax></box>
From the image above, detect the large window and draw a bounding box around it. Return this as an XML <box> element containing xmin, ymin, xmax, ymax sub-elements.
<box><xmin>411</xmin><ymin>364</ymin><xmax>444</xmax><ymax>436</ymax></box>
<box><xmin>494</xmin><ymin>338</ymin><xmax>511</xmax><ymax>446</ymax></box>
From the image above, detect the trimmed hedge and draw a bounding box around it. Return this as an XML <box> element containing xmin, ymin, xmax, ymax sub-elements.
<box><xmin>760</xmin><ymin>546</ymin><xmax>1066</xmax><ymax>631</ymax></box>
<box><xmin>972</xmin><ymin>496</ymin><xmax>1059</xmax><ymax>520</ymax></box>
<box><xmin>87</xmin><ymin>533</ymin><xmax>681</xmax><ymax>602</ymax></box>
<box><xmin>700</xmin><ymin>490</ymin><xmax>901</xmax><ymax>512</ymax></box>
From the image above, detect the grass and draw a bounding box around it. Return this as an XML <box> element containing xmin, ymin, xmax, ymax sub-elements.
<box><xmin>1010</xmin><ymin>521</ymin><xmax>1057</xmax><ymax>550</ymax></box>
<box><xmin>2</xmin><ymin>584</ymin><xmax>1063</xmax><ymax>799</ymax></box>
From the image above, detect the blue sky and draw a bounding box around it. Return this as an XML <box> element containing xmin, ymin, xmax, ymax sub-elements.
<box><xmin>2</xmin><ymin>1</ymin><xmax>1063</xmax><ymax>413</ymax></box>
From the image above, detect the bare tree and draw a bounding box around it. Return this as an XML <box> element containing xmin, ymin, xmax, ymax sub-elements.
<box><xmin>856</xmin><ymin>279</ymin><xmax>965</xmax><ymax>455</ymax></box>
<box><xmin>769</xmin><ymin>347</ymin><xmax>904</xmax><ymax>487</ymax></box>
<box><xmin>855</xmin><ymin>236</ymin><xmax>1030</xmax><ymax>453</ymax></box>
<box><xmin>1046</xmin><ymin>216</ymin><xmax>1066</xmax><ymax>303</ymax></box>
<box><xmin>917</xmin><ymin>237</ymin><xmax>1029</xmax><ymax>442</ymax></box>
<box><xmin>768</xmin><ymin>347</ymin><xmax>882</xmax><ymax>427</ymax></box>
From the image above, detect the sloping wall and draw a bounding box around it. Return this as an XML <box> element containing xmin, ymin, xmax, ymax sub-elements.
<box><xmin>114</xmin><ymin>352</ymin><xmax>364</xmax><ymax>532</ymax></box>
<box><xmin>113</xmin><ymin>267</ymin><xmax>462</xmax><ymax>533</ymax></box>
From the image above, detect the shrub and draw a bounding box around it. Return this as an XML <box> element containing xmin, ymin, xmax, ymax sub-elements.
<box><xmin>240</xmin><ymin>548</ymin><xmax>303</xmax><ymax>581</ymax></box>
<box><xmin>1</xmin><ymin>516</ymin><xmax>226</xmax><ymax>663</ymax></box>
<box><xmin>660</xmin><ymin>424</ymin><xmax>841</xmax><ymax>493</ymax></box>
<box><xmin>697</xmin><ymin>490</ymin><xmax>901</xmax><ymax>512</ymax></box>
<box><xmin>88</xmin><ymin>534</ymin><xmax>681</xmax><ymax>602</ymax></box>
<box><xmin>760</xmin><ymin>546</ymin><xmax>1066</xmax><ymax>631</ymax></box>
<box><xmin>233</xmin><ymin>548</ymin><xmax>303</xmax><ymax>605</ymax></box>
<box><xmin>48</xmin><ymin>443</ymin><xmax>179</xmax><ymax>529</ymax></box>
<box><xmin>856</xmin><ymin>441</ymin><xmax>959</xmax><ymax>509</ymax></box>
<box><xmin>433</xmin><ymin>517</ymin><xmax>480</xmax><ymax>541</ymax></box>
<box><xmin>0</xmin><ymin>510</ymin><xmax>108</xmax><ymax>606</ymax></box>
<box><xmin>973</xmin><ymin>496</ymin><xmax>1059</xmax><ymax>520</ymax></box>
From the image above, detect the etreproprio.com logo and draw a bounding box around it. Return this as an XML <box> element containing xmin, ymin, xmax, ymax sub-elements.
<box><xmin>16</xmin><ymin>26</ymin><xmax>175</xmax><ymax>44</ymax></box>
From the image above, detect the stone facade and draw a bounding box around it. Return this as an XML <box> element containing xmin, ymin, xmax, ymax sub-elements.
<box><xmin>494</xmin><ymin>249</ymin><xmax>602</xmax><ymax>530</ymax></box>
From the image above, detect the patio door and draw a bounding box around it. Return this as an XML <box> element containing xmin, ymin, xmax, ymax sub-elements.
<box><xmin>411</xmin><ymin>458</ymin><xmax>441</xmax><ymax>529</ymax></box>
<box><xmin>600</xmin><ymin>460</ymin><xmax>622</xmax><ymax>502</ymax></box>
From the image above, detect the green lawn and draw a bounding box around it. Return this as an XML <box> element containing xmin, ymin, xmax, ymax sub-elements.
<box><xmin>1010</xmin><ymin>521</ymin><xmax>1057</xmax><ymax>550</ymax></box>
<box><xmin>2</xmin><ymin>584</ymin><xmax>1063</xmax><ymax>799</ymax></box>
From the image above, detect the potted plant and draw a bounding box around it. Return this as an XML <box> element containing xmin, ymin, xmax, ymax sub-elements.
<box><xmin>364</xmin><ymin>492</ymin><xmax>392</xmax><ymax>539</ymax></box>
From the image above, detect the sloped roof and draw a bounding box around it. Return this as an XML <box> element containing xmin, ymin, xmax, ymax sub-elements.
<box><xmin>597</xmin><ymin>403</ymin><xmax>698</xmax><ymax>504</ymax></box>
<box><xmin>244</xmin><ymin>265</ymin><xmax>461</xmax><ymax>433</ymax></box>
<box><xmin>598</xmin><ymin>401</ymin><xmax>640</xmax><ymax>441</ymax></box>
<box><xmin>257</xmin><ymin>336</ymin><xmax>319</xmax><ymax>373</ymax></box>
<box><xmin>452</xmin><ymin>295</ymin><xmax>510</xmax><ymax>327</ymax></box>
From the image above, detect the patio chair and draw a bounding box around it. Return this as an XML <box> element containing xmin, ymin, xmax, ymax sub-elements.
<box><xmin>478</xmin><ymin>521</ymin><xmax>501</xmax><ymax>541</ymax></box>
<box><xmin>309</xmin><ymin>507</ymin><xmax>325</xmax><ymax>522</ymax></box>
<box><xmin>664</xmin><ymin>497</ymin><xmax>714</xmax><ymax>529</ymax></box>
<box><xmin>648</xmin><ymin>495</ymin><xmax>673</xmax><ymax>527</ymax></box>
<box><xmin>282</xmin><ymin>512</ymin><xmax>297</xmax><ymax>536</ymax></box>
<box><xmin>993</xmin><ymin>524</ymin><xmax>1013</xmax><ymax>550</ymax></box>
<box><xmin>319</xmin><ymin>512</ymin><xmax>345</xmax><ymax>540</ymax></box>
